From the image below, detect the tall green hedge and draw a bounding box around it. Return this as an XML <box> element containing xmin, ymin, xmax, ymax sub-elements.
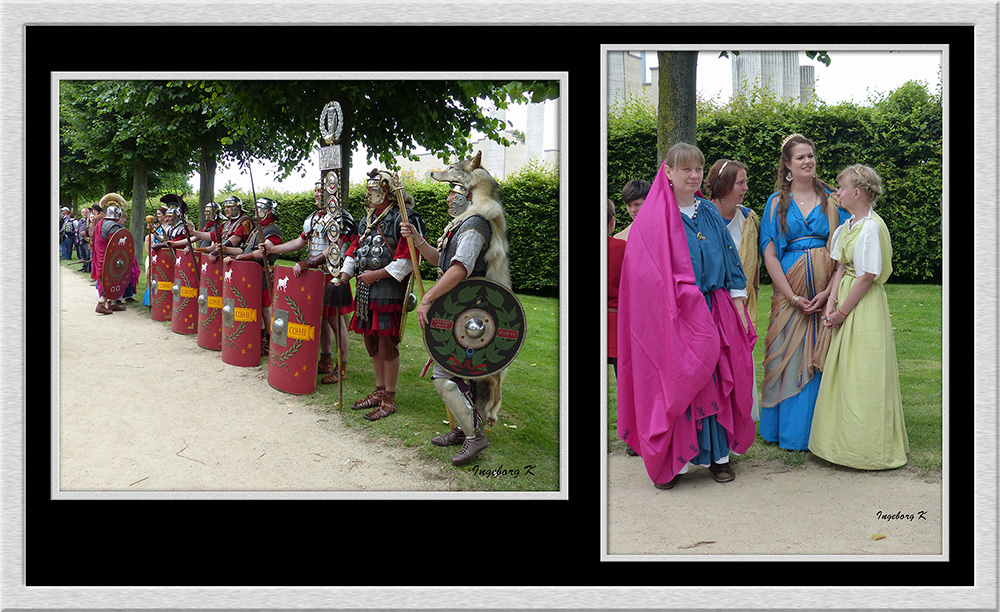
<box><xmin>608</xmin><ymin>81</ymin><xmax>943</xmax><ymax>282</ymax></box>
<box><xmin>197</xmin><ymin>162</ymin><xmax>560</xmax><ymax>296</ymax></box>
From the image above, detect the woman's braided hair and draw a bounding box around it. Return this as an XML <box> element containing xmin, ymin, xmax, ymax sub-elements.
<box><xmin>837</xmin><ymin>164</ymin><xmax>884</xmax><ymax>204</ymax></box>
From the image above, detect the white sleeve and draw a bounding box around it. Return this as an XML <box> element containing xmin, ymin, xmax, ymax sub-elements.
<box><xmin>829</xmin><ymin>224</ymin><xmax>843</xmax><ymax>254</ymax></box>
<box><xmin>385</xmin><ymin>257</ymin><xmax>413</xmax><ymax>281</ymax></box>
<box><xmin>852</xmin><ymin>220</ymin><xmax>883</xmax><ymax>277</ymax></box>
<box><xmin>341</xmin><ymin>256</ymin><xmax>356</xmax><ymax>277</ymax></box>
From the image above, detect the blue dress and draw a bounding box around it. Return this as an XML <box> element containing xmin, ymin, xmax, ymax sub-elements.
<box><xmin>758</xmin><ymin>190</ymin><xmax>851</xmax><ymax>449</ymax></box>
<box><xmin>681</xmin><ymin>197</ymin><xmax>748</xmax><ymax>463</ymax></box>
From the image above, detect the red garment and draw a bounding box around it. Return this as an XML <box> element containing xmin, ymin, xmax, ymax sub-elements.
<box><xmin>607</xmin><ymin>236</ymin><xmax>626</xmax><ymax>359</ymax></box>
<box><xmin>616</xmin><ymin>161</ymin><xmax>756</xmax><ymax>485</ymax></box>
<box><xmin>256</xmin><ymin>217</ymin><xmax>281</xmax><ymax>309</ymax></box>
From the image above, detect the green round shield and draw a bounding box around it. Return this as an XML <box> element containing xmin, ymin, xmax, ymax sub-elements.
<box><xmin>423</xmin><ymin>277</ymin><xmax>526</xmax><ymax>379</ymax></box>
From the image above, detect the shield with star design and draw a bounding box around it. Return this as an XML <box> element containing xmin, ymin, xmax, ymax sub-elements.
<box><xmin>196</xmin><ymin>253</ymin><xmax>225</xmax><ymax>351</ymax></box>
<box><xmin>150</xmin><ymin>246</ymin><xmax>174</xmax><ymax>322</ymax></box>
<box><xmin>221</xmin><ymin>259</ymin><xmax>262</xmax><ymax>367</ymax></box>
<box><xmin>170</xmin><ymin>249</ymin><xmax>199</xmax><ymax>335</ymax></box>
<box><xmin>267</xmin><ymin>266</ymin><xmax>325</xmax><ymax>395</ymax></box>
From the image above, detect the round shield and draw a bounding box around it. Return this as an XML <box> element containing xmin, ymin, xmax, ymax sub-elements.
<box><xmin>171</xmin><ymin>250</ymin><xmax>199</xmax><ymax>335</ymax></box>
<box><xmin>267</xmin><ymin>266</ymin><xmax>325</xmax><ymax>395</ymax></box>
<box><xmin>100</xmin><ymin>228</ymin><xmax>134</xmax><ymax>301</ymax></box>
<box><xmin>196</xmin><ymin>254</ymin><xmax>225</xmax><ymax>351</ymax></box>
<box><xmin>149</xmin><ymin>246</ymin><xmax>174</xmax><ymax>322</ymax></box>
<box><xmin>423</xmin><ymin>277</ymin><xmax>526</xmax><ymax>379</ymax></box>
<box><xmin>221</xmin><ymin>259</ymin><xmax>263</xmax><ymax>368</ymax></box>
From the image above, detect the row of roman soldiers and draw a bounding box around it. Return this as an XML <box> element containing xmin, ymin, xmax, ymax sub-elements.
<box><xmin>91</xmin><ymin>153</ymin><xmax>524</xmax><ymax>467</ymax></box>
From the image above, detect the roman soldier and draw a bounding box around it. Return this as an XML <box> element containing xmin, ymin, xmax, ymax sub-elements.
<box><xmin>92</xmin><ymin>193</ymin><xmax>130</xmax><ymax>315</ymax></box>
<box><xmin>401</xmin><ymin>152</ymin><xmax>512</xmax><ymax>464</ymax></box>
<box><xmin>263</xmin><ymin>181</ymin><xmax>356</xmax><ymax>383</ymax></box>
<box><xmin>186</xmin><ymin>195</ymin><xmax>252</xmax><ymax>261</ymax></box>
<box><xmin>338</xmin><ymin>169</ymin><xmax>424</xmax><ymax>421</ymax></box>
<box><xmin>229</xmin><ymin>197</ymin><xmax>283</xmax><ymax>355</ymax></box>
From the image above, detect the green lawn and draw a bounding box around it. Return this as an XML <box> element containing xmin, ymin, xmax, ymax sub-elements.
<box><xmin>607</xmin><ymin>283</ymin><xmax>943</xmax><ymax>475</ymax></box>
<box><xmin>70</xmin><ymin>257</ymin><xmax>561</xmax><ymax>491</ymax></box>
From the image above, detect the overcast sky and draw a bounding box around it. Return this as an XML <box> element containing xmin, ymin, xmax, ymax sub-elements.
<box><xmin>663</xmin><ymin>49</ymin><xmax>942</xmax><ymax>106</ymax></box>
<box><xmin>194</xmin><ymin>51</ymin><xmax>941</xmax><ymax>196</ymax></box>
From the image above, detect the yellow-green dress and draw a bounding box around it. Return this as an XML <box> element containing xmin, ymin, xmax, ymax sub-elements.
<box><xmin>809</xmin><ymin>210</ymin><xmax>909</xmax><ymax>470</ymax></box>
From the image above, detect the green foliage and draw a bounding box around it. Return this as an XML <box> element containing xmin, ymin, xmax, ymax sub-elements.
<box><xmin>184</xmin><ymin>164</ymin><xmax>560</xmax><ymax>295</ymax></box>
<box><xmin>607</xmin><ymin>284</ymin><xmax>943</xmax><ymax>475</ymax></box>
<box><xmin>607</xmin><ymin>81</ymin><xmax>943</xmax><ymax>282</ymax></box>
<box><xmin>500</xmin><ymin>161</ymin><xmax>560</xmax><ymax>294</ymax></box>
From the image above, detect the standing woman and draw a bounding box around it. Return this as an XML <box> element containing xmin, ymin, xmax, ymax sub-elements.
<box><xmin>810</xmin><ymin>165</ymin><xmax>909</xmax><ymax>469</ymax></box>
<box><xmin>705</xmin><ymin>158</ymin><xmax>761</xmax><ymax>420</ymax></box>
<box><xmin>759</xmin><ymin>134</ymin><xmax>851</xmax><ymax>450</ymax></box>
<box><xmin>617</xmin><ymin>143</ymin><xmax>756</xmax><ymax>489</ymax></box>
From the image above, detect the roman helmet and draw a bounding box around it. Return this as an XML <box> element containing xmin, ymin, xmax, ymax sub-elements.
<box><xmin>254</xmin><ymin>197</ymin><xmax>278</xmax><ymax>217</ymax></box>
<box><xmin>222</xmin><ymin>195</ymin><xmax>245</xmax><ymax>219</ymax></box>
<box><xmin>447</xmin><ymin>182</ymin><xmax>471</xmax><ymax>217</ymax></box>
<box><xmin>204</xmin><ymin>201</ymin><xmax>222</xmax><ymax>221</ymax></box>
<box><xmin>365</xmin><ymin>169</ymin><xmax>393</xmax><ymax>208</ymax></box>
<box><xmin>99</xmin><ymin>193</ymin><xmax>128</xmax><ymax>221</ymax></box>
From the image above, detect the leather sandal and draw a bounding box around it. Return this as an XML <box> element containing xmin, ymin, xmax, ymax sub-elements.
<box><xmin>351</xmin><ymin>387</ymin><xmax>384</xmax><ymax>411</ymax></box>
<box><xmin>317</xmin><ymin>355</ymin><xmax>334</xmax><ymax>374</ymax></box>
<box><xmin>321</xmin><ymin>362</ymin><xmax>346</xmax><ymax>384</ymax></box>
<box><xmin>710</xmin><ymin>461</ymin><xmax>735</xmax><ymax>483</ymax></box>
<box><xmin>363</xmin><ymin>392</ymin><xmax>397</xmax><ymax>421</ymax></box>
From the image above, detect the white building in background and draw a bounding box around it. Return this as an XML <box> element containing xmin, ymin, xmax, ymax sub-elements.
<box><xmin>607</xmin><ymin>50</ymin><xmax>816</xmax><ymax>108</ymax></box>
<box><xmin>732</xmin><ymin>51</ymin><xmax>816</xmax><ymax>105</ymax></box>
<box><xmin>393</xmin><ymin>98</ymin><xmax>560</xmax><ymax>182</ymax></box>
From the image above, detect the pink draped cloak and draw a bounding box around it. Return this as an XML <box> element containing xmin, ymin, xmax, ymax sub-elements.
<box><xmin>616</xmin><ymin>162</ymin><xmax>756</xmax><ymax>485</ymax></box>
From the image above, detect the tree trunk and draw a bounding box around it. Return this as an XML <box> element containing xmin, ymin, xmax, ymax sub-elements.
<box><xmin>339</xmin><ymin>96</ymin><xmax>352</xmax><ymax>206</ymax></box>
<box><xmin>656</xmin><ymin>51</ymin><xmax>699</xmax><ymax>168</ymax></box>
<box><xmin>198</xmin><ymin>147</ymin><xmax>217</xmax><ymax>228</ymax></box>
<box><xmin>131</xmin><ymin>159</ymin><xmax>149</xmax><ymax>262</ymax></box>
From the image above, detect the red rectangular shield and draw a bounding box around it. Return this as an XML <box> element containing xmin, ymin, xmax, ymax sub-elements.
<box><xmin>150</xmin><ymin>247</ymin><xmax>174</xmax><ymax>322</ymax></box>
<box><xmin>221</xmin><ymin>259</ymin><xmax>263</xmax><ymax>367</ymax></box>
<box><xmin>196</xmin><ymin>254</ymin><xmax>225</xmax><ymax>350</ymax></box>
<box><xmin>171</xmin><ymin>250</ymin><xmax>199</xmax><ymax>335</ymax></box>
<box><xmin>267</xmin><ymin>266</ymin><xmax>325</xmax><ymax>395</ymax></box>
<box><xmin>100</xmin><ymin>228</ymin><xmax>134</xmax><ymax>301</ymax></box>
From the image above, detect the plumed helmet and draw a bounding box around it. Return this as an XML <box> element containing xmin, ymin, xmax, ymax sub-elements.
<box><xmin>99</xmin><ymin>193</ymin><xmax>127</xmax><ymax>219</ymax></box>
<box><xmin>160</xmin><ymin>194</ymin><xmax>188</xmax><ymax>220</ymax></box>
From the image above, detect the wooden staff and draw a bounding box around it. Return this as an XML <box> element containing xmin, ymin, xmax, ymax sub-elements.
<box><xmin>390</xmin><ymin>173</ymin><xmax>424</xmax><ymax>341</ymax></box>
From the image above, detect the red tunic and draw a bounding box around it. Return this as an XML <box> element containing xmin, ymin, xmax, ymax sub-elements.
<box><xmin>607</xmin><ymin>236</ymin><xmax>626</xmax><ymax>359</ymax></box>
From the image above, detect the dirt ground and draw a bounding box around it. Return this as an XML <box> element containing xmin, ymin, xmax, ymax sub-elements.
<box><xmin>58</xmin><ymin>263</ymin><xmax>943</xmax><ymax>557</ymax></box>
<box><xmin>606</xmin><ymin>444</ymin><xmax>943</xmax><ymax>556</ymax></box>
<box><xmin>56</xmin><ymin>263</ymin><xmax>453</xmax><ymax>493</ymax></box>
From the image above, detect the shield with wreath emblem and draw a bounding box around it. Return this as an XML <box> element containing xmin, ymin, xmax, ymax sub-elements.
<box><xmin>100</xmin><ymin>228</ymin><xmax>134</xmax><ymax>302</ymax></box>
<box><xmin>221</xmin><ymin>260</ymin><xmax>262</xmax><ymax>367</ymax></box>
<box><xmin>423</xmin><ymin>277</ymin><xmax>526</xmax><ymax>379</ymax></box>
<box><xmin>196</xmin><ymin>253</ymin><xmax>225</xmax><ymax>350</ymax></box>
<box><xmin>267</xmin><ymin>266</ymin><xmax>325</xmax><ymax>395</ymax></box>
<box><xmin>170</xmin><ymin>249</ymin><xmax>199</xmax><ymax>335</ymax></box>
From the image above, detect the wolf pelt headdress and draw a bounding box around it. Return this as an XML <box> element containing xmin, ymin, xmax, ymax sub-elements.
<box><xmin>430</xmin><ymin>151</ymin><xmax>511</xmax><ymax>427</ymax></box>
<box><xmin>430</xmin><ymin>151</ymin><xmax>510</xmax><ymax>289</ymax></box>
